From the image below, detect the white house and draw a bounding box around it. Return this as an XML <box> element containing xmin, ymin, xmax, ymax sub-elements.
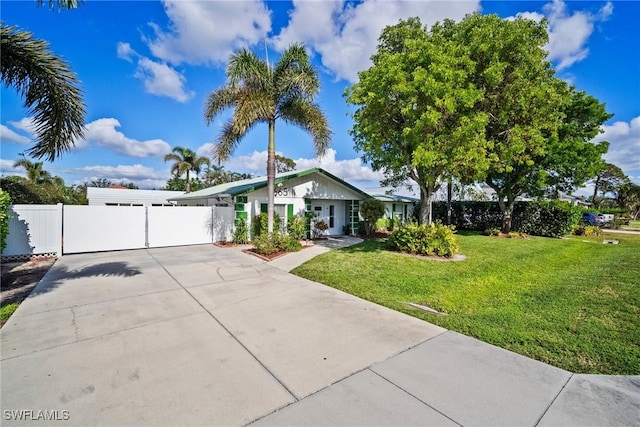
<box><xmin>364</xmin><ymin>192</ymin><xmax>417</xmax><ymax>222</ymax></box>
<box><xmin>87</xmin><ymin>187</ymin><xmax>184</xmax><ymax>207</ymax></box>
<box><xmin>169</xmin><ymin>168</ymin><xmax>370</xmax><ymax>236</ymax></box>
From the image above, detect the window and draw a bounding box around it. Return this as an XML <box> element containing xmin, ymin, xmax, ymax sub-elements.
<box><xmin>329</xmin><ymin>205</ymin><xmax>335</xmax><ymax>228</ymax></box>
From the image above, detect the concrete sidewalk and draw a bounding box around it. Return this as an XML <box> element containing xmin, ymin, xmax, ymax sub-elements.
<box><xmin>1</xmin><ymin>243</ymin><xmax>638</xmax><ymax>426</ymax></box>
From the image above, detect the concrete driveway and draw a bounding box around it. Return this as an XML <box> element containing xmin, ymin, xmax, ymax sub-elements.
<box><xmin>1</xmin><ymin>244</ymin><xmax>638</xmax><ymax>426</ymax></box>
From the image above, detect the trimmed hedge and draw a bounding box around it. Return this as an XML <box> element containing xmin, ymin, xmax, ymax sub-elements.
<box><xmin>387</xmin><ymin>222</ymin><xmax>459</xmax><ymax>257</ymax></box>
<box><xmin>432</xmin><ymin>200</ymin><xmax>582</xmax><ymax>238</ymax></box>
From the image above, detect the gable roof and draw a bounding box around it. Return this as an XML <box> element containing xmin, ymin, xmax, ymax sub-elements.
<box><xmin>168</xmin><ymin>168</ymin><xmax>371</xmax><ymax>201</ymax></box>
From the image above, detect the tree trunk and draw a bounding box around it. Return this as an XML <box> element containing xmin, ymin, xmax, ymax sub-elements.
<box><xmin>185</xmin><ymin>170</ymin><xmax>191</xmax><ymax>193</ymax></box>
<box><xmin>446</xmin><ymin>179</ymin><xmax>453</xmax><ymax>225</ymax></box>
<box><xmin>266</xmin><ymin>120</ymin><xmax>276</xmax><ymax>234</ymax></box>
<box><xmin>497</xmin><ymin>197</ymin><xmax>515</xmax><ymax>234</ymax></box>
<box><xmin>419</xmin><ymin>187</ymin><xmax>433</xmax><ymax>225</ymax></box>
<box><xmin>592</xmin><ymin>175</ymin><xmax>601</xmax><ymax>209</ymax></box>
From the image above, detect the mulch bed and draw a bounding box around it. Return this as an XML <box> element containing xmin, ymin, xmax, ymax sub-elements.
<box><xmin>1</xmin><ymin>257</ymin><xmax>56</xmax><ymax>326</ymax></box>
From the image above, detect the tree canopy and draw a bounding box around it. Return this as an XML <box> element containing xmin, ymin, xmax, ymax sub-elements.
<box><xmin>163</xmin><ymin>146</ymin><xmax>210</xmax><ymax>193</ymax></box>
<box><xmin>347</xmin><ymin>14</ymin><xmax>610</xmax><ymax>231</ymax></box>
<box><xmin>204</xmin><ymin>43</ymin><xmax>330</xmax><ymax>233</ymax></box>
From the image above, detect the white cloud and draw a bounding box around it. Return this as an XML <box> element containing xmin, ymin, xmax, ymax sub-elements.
<box><xmin>82</xmin><ymin>118</ymin><xmax>172</xmax><ymax>158</ymax></box>
<box><xmin>594</xmin><ymin>116</ymin><xmax>640</xmax><ymax>179</ymax></box>
<box><xmin>0</xmin><ymin>124</ymin><xmax>31</xmax><ymax>145</ymax></box>
<box><xmin>223</xmin><ymin>149</ymin><xmax>383</xmax><ymax>184</ymax></box>
<box><xmin>145</xmin><ymin>1</ymin><xmax>272</xmax><ymax>66</ymax></box>
<box><xmin>0</xmin><ymin>158</ymin><xmax>24</xmax><ymax>176</ymax></box>
<box><xmin>273</xmin><ymin>0</ymin><xmax>479</xmax><ymax>82</ymax></box>
<box><xmin>517</xmin><ymin>0</ymin><xmax>613</xmax><ymax>70</ymax></box>
<box><xmin>116</xmin><ymin>42</ymin><xmax>135</xmax><ymax>62</ymax></box>
<box><xmin>196</xmin><ymin>142</ymin><xmax>215</xmax><ymax>158</ymax></box>
<box><xmin>134</xmin><ymin>57</ymin><xmax>194</xmax><ymax>102</ymax></box>
<box><xmin>71</xmin><ymin>164</ymin><xmax>168</xmax><ymax>189</ymax></box>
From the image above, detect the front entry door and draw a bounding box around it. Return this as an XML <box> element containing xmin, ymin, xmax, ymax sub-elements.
<box><xmin>312</xmin><ymin>203</ymin><xmax>339</xmax><ymax>235</ymax></box>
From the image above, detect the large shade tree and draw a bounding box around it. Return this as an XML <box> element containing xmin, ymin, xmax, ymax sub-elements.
<box><xmin>164</xmin><ymin>146</ymin><xmax>210</xmax><ymax>193</ymax></box>
<box><xmin>1</xmin><ymin>0</ymin><xmax>85</xmax><ymax>161</ymax></box>
<box><xmin>449</xmin><ymin>14</ymin><xmax>610</xmax><ymax>233</ymax></box>
<box><xmin>346</xmin><ymin>18</ymin><xmax>490</xmax><ymax>224</ymax></box>
<box><xmin>204</xmin><ymin>43</ymin><xmax>331</xmax><ymax>233</ymax></box>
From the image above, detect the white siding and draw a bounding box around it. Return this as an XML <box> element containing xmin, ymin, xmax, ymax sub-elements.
<box><xmin>63</xmin><ymin>206</ymin><xmax>146</xmax><ymax>254</ymax></box>
<box><xmin>2</xmin><ymin>204</ymin><xmax>63</xmax><ymax>257</ymax></box>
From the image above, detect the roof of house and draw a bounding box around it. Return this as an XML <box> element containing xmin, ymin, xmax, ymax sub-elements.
<box><xmin>168</xmin><ymin>168</ymin><xmax>371</xmax><ymax>201</ymax></box>
<box><xmin>366</xmin><ymin>193</ymin><xmax>419</xmax><ymax>203</ymax></box>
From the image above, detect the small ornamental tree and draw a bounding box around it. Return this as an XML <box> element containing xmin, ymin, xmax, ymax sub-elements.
<box><xmin>360</xmin><ymin>199</ymin><xmax>385</xmax><ymax>235</ymax></box>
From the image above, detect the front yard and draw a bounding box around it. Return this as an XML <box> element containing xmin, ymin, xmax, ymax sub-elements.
<box><xmin>292</xmin><ymin>231</ymin><xmax>640</xmax><ymax>375</ymax></box>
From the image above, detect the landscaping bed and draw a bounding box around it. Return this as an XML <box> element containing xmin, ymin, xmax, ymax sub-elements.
<box><xmin>292</xmin><ymin>231</ymin><xmax>640</xmax><ymax>375</ymax></box>
<box><xmin>1</xmin><ymin>257</ymin><xmax>56</xmax><ymax>327</ymax></box>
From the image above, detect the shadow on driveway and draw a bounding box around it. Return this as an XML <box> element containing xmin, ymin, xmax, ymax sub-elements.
<box><xmin>31</xmin><ymin>262</ymin><xmax>142</xmax><ymax>297</ymax></box>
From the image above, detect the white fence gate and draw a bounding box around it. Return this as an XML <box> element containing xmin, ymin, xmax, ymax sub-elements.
<box><xmin>3</xmin><ymin>204</ymin><xmax>63</xmax><ymax>258</ymax></box>
<box><xmin>2</xmin><ymin>205</ymin><xmax>235</xmax><ymax>258</ymax></box>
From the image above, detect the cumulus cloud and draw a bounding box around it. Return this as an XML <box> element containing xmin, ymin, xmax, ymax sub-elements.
<box><xmin>594</xmin><ymin>116</ymin><xmax>640</xmax><ymax>181</ymax></box>
<box><xmin>0</xmin><ymin>124</ymin><xmax>31</xmax><ymax>145</ymax></box>
<box><xmin>134</xmin><ymin>57</ymin><xmax>194</xmax><ymax>102</ymax></box>
<box><xmin>82</xmin><ymin>118</ymin><xmax>172</xmax><ymax>158</ymax></box>
<box><xmin>223</xmin><ymin>149</ymin><xmax>383</xmax><ymax>184</ymax></box>
<box><xmin>116</xmin><ymin>42</ymin><xmax>193</xmax><ymax>103</ymax></box>
<box><xmin>144</xmin><ymin>1</ymin><xmax>272</xmax><ymax>66</ymax></box>
<box><xmin>272</xmin><ymin>0</ymin><xmax>479</xmax><ymax>82</ymax></box>
<box><xmin>516</xmin><ymin>0</ymin><xmax>613</xmax><ymax>70</ymax></box>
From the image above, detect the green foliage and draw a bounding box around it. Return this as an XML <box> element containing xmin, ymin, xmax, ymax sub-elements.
<box><xmin>313</xmin><ymin>220</ymin><xmax>329</xmax><ymax>237</ymax></box>
<box><xmin>432</xmin><ymin>200</ymin><xmax>581</xmax><ymax>238</ymax></box>
<box><xmin>360</xmin><ymin>199</ymin><xmax>385</xmax><ymax>235</ymax></box>
<box><xmin>573</xmin><ymin>225</ymin><xmax>603</xmax><ymax>236</ymax></box>
<box><xmin>0</xmin><ymin>303</ymin><xmax>19</xmax><ymax>323</ymax></box>
<box><xmin>287</xmin><ymin>214</ymin><xmax>307</xmax><ymax>240</ymax></box>
<box><xmin>163</xmin><ymin>176</ymin><xmax>203</xmax><ymax>192</ymax></box>
<box><xmin>253</xmin><ymin>232</ymin><xmax>301</xmax><ymax>255</ymax></box>
<box><xmin>387</xmin><ymin>221</ymin><xmax>459</xmax><ymax>257</ymax></box>
<box><xmin>0</xmin><ymin>175</ymin><xmax>85</xmax><ymax>205</ymax></box>
<box><xmin>164</xmin><ymin>146</ymin><xmax>210</xmax><ymax>193</ymax></box>
<box><xmin>0</xmin><ymin>190</ymin><xmax>12</xmax><ymax>253</ymax></box>
<box><xmin>375</xmin><ymin>218</ymin><xmax>389</xmax><ymax>232</ymax></box>
<box><xmin>252</xmin><ymin>212</ymin><xmax>281</xmax><ymax>239</ymax></box>
<box><xmin>484</xmin><ymin>228</ymin><xmax>500</xmax><ymax>236</ymax></box>
<box><xmin>232</xmin><ymin>220</ymin><xmax>249</xmax><ymax>244</ymax></box>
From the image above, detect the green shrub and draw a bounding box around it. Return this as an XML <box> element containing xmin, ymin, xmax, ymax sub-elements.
<box><xmin>484</xmin><ymin>228</ymin><xmax>500</xmax><ymax>236</ymax></box>
<box><xmin>252</xmin><ymin>212</ymin><xmax>281</xmax><ymax>238</ymax></box>
<box><xmin>253</xmin><ymin>232</ymin><xmax>302</xmax><ymax>255</ymax></box>
<box><xmin>0</xmin><ymin>190</ymin><xmax>11</xmax><ymax>253</ymax></box>
<box><xmin>387</xmin><ymin>221</ymin><xmax>459</xmax><ymax>257</ymax></box>
<box><xmin>287</xmin><ymin>215</ymin><xmax>307</xmax><ymax>240</ymax></box>
<box><xmin>232</xmin><ymin>220</ymin><xmax>249</xmax><ymax>244</ymax></box>
<box><xmin>433</xmin><ymin>200</ymin><xmax>581</xmax><ymax>238</ymax></box>
<box><xmin>375</xmin><ymin>217</ymin><xmax>389</xmax><ymax>232</ymax></box>
<box><xmin>360</xmin><ymin>199</ymin><xmax>385</xmax><ymax>235</ymax></box>
<box><xmin>387</xmin><ymin>217</ymin><xmax>402</xmax><ymax>232</ymax></box>
<box><xmin>313</xmin><ymin>220</ymin><xmax>328</xmax><ymax>237</ymax></box>
<box><xmin>573</xmin><ymin>225</ymin><xmax>603</xmax><ymax>236</ymax></box>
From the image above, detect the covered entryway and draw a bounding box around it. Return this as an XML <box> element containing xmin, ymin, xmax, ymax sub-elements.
<box><xmin>311</xmin><ymin>202</ymin><xmax>345</xmax><ymax>235</ymax></box>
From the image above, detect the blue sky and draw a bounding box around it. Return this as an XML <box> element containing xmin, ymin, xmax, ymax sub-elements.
<box><xmin>1</xmin><ymin>0</ymin><xmax>639</xmax><ymax>192</ymax></box>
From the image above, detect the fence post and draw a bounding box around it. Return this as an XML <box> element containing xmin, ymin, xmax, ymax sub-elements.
<box><xmin>145</xmin><ymin>206</ymin><xmax>149</xmax><ymax>248</ymax></box>
<box><xmin>57</xmin><ymin>203</ymin><xmax>63</xmax><ymax>257</ymax></box>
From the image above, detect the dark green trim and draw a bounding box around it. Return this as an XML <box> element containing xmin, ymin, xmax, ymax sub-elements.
<box><xmin>260</xmin><ymin>203</ymin><xmax>267</xmax><ymax>213</ymax></box>
<box><xmin>287</xmin><ymin>204</ymin><xmax>294</xmax><ymax>218</ymax></box>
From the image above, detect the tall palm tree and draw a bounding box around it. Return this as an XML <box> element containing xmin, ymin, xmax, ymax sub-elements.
<box><xmin>164</xmin><ymin>146</ymin><xmax>210</xmax><ymax>193</ymax></box>
<box><xmin>204</xmin><ymin>43</ymin><xmax>331</xmax><ymax>233</ymax></box>
<box><xmin>13</xmin><ymin>157</ymin><xmax>53</xmax><ymax>184</ymax></box>
<box><xmin>1</xmin><ymin>13</ymin><xmax>85</xmax><ymax>161</ymax></box>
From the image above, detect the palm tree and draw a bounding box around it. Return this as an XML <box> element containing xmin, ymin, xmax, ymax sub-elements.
<box><xmin>13</xmin><ymin>156</ymin><xmax>53</xmax><ymax>184</ymax></box>
<box><xmin>164</xmin><ymin>146</ymin><xmax>210</xmax><ymax>193</ymax></box>
<box><xmin>1</xmin><ymin>10</ymin><xmax>85</xmax><ymax>161</ymax></box>
<box><xmin>204</xmin><ymin>43</ymin><xmax>331</xmax><ymax>233</ymax></box>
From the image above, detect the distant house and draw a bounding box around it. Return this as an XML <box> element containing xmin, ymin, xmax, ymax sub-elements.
<box><xmin>364</xmin><ymin>192</ymin><xmax>417</xmax><ymax>222</ymax></box>
<box><xmin>87</xmin><ymin>187</ymin><xmax>184</xmax><ymax>207</ymax></box>
<box><xmin>169</xmin><ymin>168</ymin><xmax>371</xmax><ymax>235</ymax></box>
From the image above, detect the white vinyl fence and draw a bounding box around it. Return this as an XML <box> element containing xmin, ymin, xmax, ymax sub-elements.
<box><xmin>3</xmin><ymin>204</ymin><xmax>63</xmax><ymax>258</ymax></box>
<box><xmin>2</xmin><ymin>205</ymin><xmax>235</xmax><ymax>258</ymax></box>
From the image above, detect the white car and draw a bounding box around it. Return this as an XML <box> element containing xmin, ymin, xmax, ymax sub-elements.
<box><xmin>598</xmin><ymin>213</ymin><xmax>615</xmax><ymax>223</ymax></box>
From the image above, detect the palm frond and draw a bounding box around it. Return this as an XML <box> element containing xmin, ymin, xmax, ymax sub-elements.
<box><xmin>274</xmin><ymin>43</ymin><xmax>319</xmax><ymax>98</ymax></box>
<box><xmin>227</xmin><ymin>48</ymin><xmax>270</xmax><ymax>89</ymax></box>
<box><xmin>280</xmin><ymin>97</ymin><xmax>331</xmax><ymax>157</ymax></box>
<box><xmin>231</xmin><ymin>86</ymin><xmax>273</xmax><ymax>134</ymax></box>
<box><xmin>204</xmin><ymin>86</ymin><xmax>239</xmax><ymax>124</ymax></box>
<box><xmin>1</xmin><ymin>23</ymin><xmax>86</xmax><ymax>161</ymax></box>
<box><xmin>213</xmin><ymin>119</ymin><xmax>257</xmax><ymax>162</ymax></box>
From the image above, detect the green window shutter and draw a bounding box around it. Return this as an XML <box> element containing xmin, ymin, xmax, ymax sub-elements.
<box><xmin>287</xmin><ymin>204</ymin><xmax>294</xmax><ymax>217</ymax></box>
<box><xmin>260</xmin><ymin>203</ymin><xmax>268</xmax><ymax>213</ymax></box>
<box><xmin>234</xmin><ymin>203</ymin><xmax>245</xmax><ymax>211</ymax></box>
<box><xmin>235</xmin><ymin>196</ymin><xmax>247</xmax><ymax>203</ymax></box>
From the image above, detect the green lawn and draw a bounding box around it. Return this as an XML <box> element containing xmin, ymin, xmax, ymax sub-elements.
<box><xmin>292</xmin><ymin>231</ymin><xmax>640</xmax><ymax>375</ymax></box>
